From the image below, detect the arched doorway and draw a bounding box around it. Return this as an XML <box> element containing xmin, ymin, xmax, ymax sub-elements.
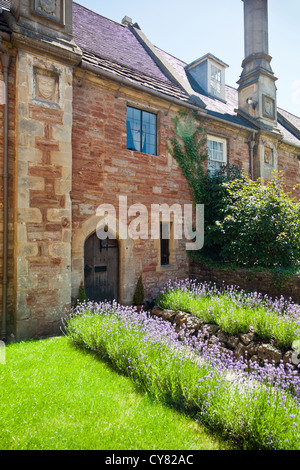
<box><xmin>84</xmin><ymin>232</ymin><xmax>119</xmax><ymax>302</ymax></box>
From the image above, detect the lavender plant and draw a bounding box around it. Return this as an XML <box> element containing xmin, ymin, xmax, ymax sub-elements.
<box><xmin>63</xmin><ymin>298</ymin><xmax>300</xmax><ymax>450</ymax></box>
<box><xmin>156</xmin><ymin>279</ymin><xmax>300</xmax><ymax>349</ymax></box>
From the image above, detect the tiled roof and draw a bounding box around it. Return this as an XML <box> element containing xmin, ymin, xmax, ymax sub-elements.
<box><xmin>73</xmin><ymin>3</ymin><xmax>254</xmax><ymax>129</ymax></box>
<box><xmin>0</xmin><ymin>2</ymin><xmax>10</xmax><ymax>33</ymax></box>
<box><xmin>72</xmin><ymin>3</ymin><xmax>300</xmax><ymax>146</ymax></box>
<box><xmin>278</xmin><ymin>108</ymin><xmax>300</xmax><ymax>145</ymax></box>
<box><xmin>0</xmin><ymin>1</ymin><xmax>299</xmax><ymax>147</ymax></box>
<box><xmin>156</xmin><ymin>46</ymin><xmax>300</xmax><ymax>146</ymax></box>
<box><xmin>73</xmin><ymin>3</ymin><xmax>172</xmax><ymax>85</ymax></box>
<box><xmin>82</xmin><ymin>51</ymin><xmax>191</xmax><ymax>104</ymax></box>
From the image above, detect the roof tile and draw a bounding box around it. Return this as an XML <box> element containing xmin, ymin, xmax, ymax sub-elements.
<box><xmin>73</xmin><ymin>3</ymin><xmax>172</xmax><ymax>84</ymax></box>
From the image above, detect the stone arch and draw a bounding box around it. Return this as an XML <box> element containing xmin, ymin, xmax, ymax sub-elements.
<box><xmin>71</xmin><ymin>214</ymin><xmax>135</xmax><ymax>305</ymax></box>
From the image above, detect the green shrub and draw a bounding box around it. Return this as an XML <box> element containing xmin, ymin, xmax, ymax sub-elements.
<box><xmin>216</xmin><ymin>173</ymin><xmax>300</xmax><ymax>269</ymax></box>
<box><xmin>133</xmin><ymin>275</ymin><xmax>144</xmax><ymax>305</ymax></box>
<box><xmin>168</xmin><ymin>112</ymin><xmax>300</xmax><ymax>270</ymax></box>
<box><xmin>199</xmin><ymin>163</ymin><xmax>243</xmax><ymax>260</ymax></box>
<box><xmin>74</xmin><ymin>281</ymin><xmax>87</xmax><ymax>306</ymax></box>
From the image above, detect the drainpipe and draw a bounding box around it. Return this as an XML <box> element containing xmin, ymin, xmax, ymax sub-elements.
<box><xmin>0</xmin><ymin>38</ymin><xmax>10</xmax><ymax>341</ymax></box>
<box><xmin>249</xmin><ymin>132</ymin><xmax>256</xmax><ymax>180</ymax></box>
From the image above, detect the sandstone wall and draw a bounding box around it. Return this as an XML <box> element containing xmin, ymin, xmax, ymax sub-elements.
<box><xmin>71</xmin><ymin>72</ymin><xmax>193</xmax><ymax>303</ymax></box>
<box><xmin>190</xmin><ymin>261</ymin><xmax>300</xmax><ymax>304</ymax></box>
<box><xmin>14</xmin><ymin>51</ymin><xmax>73</xmax><ymax>339</ymax></box>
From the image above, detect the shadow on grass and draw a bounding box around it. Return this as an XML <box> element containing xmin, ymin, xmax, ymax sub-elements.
<box><xmin>66</xmin><ymin>337</ymin><xmax>239</xmax><ymax>450</ymax></box>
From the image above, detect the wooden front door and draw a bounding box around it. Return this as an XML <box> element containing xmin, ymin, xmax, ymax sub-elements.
<box><xmin>84</xmin><ymin>232</ymin><xmax>119</xmax><ymax>303</ymax></box>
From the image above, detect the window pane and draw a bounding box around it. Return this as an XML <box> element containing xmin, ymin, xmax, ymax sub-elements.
<box><xmin>142</xmin><ymin>110</ymin><xmax>157</xmax><ymax>155</ymax></box>
<box><xmin>127</xmin><ymin>106</ymin><xmax>157</xmax><ymax>155</ymax></box>
<box><xmin>127</xmin><ymin>107</ymin><xmax>142</xmax><ymax>151</ymax></box>
<box><xmin>207</xmin><ymin>138</ymin><xmax>226</xmax><ymax>173</ymax></box>
<box><xmin>133</xmin><ymin>108</ymin><xmax>141</xmax><ymax>121</ymax></box>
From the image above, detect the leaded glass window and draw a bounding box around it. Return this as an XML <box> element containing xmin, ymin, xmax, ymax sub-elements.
<box><xmin>127</xmin><ymin>106</ymin><xmax>157</xmax><ymax>155</ymax></box>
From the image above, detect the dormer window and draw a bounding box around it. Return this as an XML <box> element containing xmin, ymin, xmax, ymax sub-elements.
<box><xmin>185</xmin><ymin>53</ymin><xmax>228</xmax><ymax>102</ymax></box>
<box><xmin>210</xmin><ymin>64</ymin><xmax>222</xmax><ymax>95</ymax></box>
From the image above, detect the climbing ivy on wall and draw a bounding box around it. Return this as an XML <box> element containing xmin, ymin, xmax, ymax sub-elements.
<box><xmin>168</xmin><ymin>111</ymin><xmax>300</xmax><ymax>272</ymax></box>
<box><xmin>167</xmin><ymin>110</ymin><xmax>208</xmax><ymax>205</ymax></box>
<box><xmin>167</xmin><ymin>111</ymin><xmax>242</xmax><ymax>260</ymax></box>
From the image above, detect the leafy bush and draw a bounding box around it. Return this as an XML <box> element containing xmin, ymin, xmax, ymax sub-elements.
<box><xmin>199</xmin><ymin>163</ymin><xmax>243</xmax><ymax>260</ymax></box>
<box><xmin>168</xmin><ymin>112</ymin><xmax>300</xmax><ymax>270</ymax></box>
<box><xmin>216</xmin><ymin>173</ymin><xmax>300</xmax><ymax>269</ymax></box>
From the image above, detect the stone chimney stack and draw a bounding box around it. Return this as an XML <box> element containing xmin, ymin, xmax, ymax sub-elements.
<box><xmin>237</xmin><ymin>0</ymin><xmax>277</xmax><ymax>128</ymax></box>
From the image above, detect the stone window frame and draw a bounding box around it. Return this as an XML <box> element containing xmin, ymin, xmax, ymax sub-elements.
<box><xmin>262</xmin><ymin>94</ymin><xmax>275</xmax><ymax>120</ymax></box>
<box><xmin>264</xmin><ymin>145</ymin><xmax>274</xmax><ymax>167</ymax></box>
<box><xmin>126</xmin><ymin>105</ymin><xmax>158</xmax><ymax>156</ymax></box>
<box><xmin>207</xmin><ymin>134</ymin><xmax>227</xmax><ymax>173</ymax></box>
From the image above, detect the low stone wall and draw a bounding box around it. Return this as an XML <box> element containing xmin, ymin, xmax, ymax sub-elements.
<box><xmin>190</xmin><ymin>262</ymin><xmax>300</xmax><ymax>304</ymax></box>
<box><xmin>151</xmin><ymin>307</ymin><xmax>299</xmax><ymax>371</ymax></box>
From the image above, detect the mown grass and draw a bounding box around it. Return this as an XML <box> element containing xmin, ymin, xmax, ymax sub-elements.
<box><xmin>0</xmin><ymin>336</ymin><xmax>229</xmax><ymax>450</ymax></box>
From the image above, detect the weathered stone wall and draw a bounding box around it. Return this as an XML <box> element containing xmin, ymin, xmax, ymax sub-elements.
<box><xmin>70</xmin><ymin>70</ymin><xmax>263</xmax><ymax>305</ymax></box>
<box><xmin>14</xmin><ymin>50</ymin><xmax>73</xmax><ymax>339</ymax></box>
<box><xmin>1</xmin><ymin>29</ymin><xmax>299</xmax><ymax>341</ymax></box>
<box><xmin>190</xmin><ymin>261</ymin><xmax>300</xmax><ymax>304</ymax></box>
<box><xmin>71</xmin><ymin>72</ymin><xmax>194</xmax><ymax>303</ymax></box>
<box><xmin>277</xmin><ymin>144</ymin><xmax>300</xmax><ymax>199</ymax></box>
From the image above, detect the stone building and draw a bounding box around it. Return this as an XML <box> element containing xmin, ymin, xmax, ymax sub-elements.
<box><xmin>0</xmin><ymin>0</ymin><xmax>299</xmax><ymax>341</ymax></box>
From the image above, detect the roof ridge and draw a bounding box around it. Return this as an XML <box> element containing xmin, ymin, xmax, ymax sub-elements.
<box><xmin>278</xmin><ymin>106</ymin><xmax>300</xmax><ymax>121</ymax></box>
<box><xmin>130</xmin><ymin>25</ymin><xmax>206</xmax><ymax>108</ymax></box>
<box><xmin>154</xmin><ymin>45</ymin><xmax>188</xmax><ymax>66</ymax></box>
<box><xmin>73</xmin><ymin>2</ymin><xmax>126</xmax><ymax>29</ymax></box>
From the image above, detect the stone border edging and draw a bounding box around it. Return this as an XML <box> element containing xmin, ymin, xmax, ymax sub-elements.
<box><xmin>151</xmin><ymin>307</ymin><xmax>299</xmax><ymax>371</ymax></box>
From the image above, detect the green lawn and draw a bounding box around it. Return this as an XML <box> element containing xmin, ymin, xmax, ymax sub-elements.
<box><xmin>0</xmin><ymin>336</ymin><xmax>230</xmax><ymax>450</ymax></box>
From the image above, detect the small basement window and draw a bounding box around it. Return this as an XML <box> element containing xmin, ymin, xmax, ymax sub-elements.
<box><xmin>207</xmin><ymin>135</ymin><xmax>227</xmax><ymax>173</ymax></box>
<box><xmin>127</xmin><ymin>106</ymin><xmax>157</xmax><ymax>155</ymax></box>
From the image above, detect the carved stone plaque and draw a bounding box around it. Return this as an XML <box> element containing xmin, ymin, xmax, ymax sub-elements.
<box><xmin>264</xmin><ymin>146</ymin><xmax>274</xmax><ymax>166</ymax></box>
<box><xmin>33</xmin><ymin>0</ymin><xmax>64</xmax><ymax>24</ymax></box>
<box><xmin>262</xmin><ymin>95</ymin><xmax>275</xmax><ymax>119</ymax></box>
<box><xmin>39</xmin><ymin>0</ymin><xmax>56</xmax><ymax>16</ymax></box>
<box><xmin>34</xmin><ymin>68</ymin><xmax>59</xmax><ymax>105</ymax></box>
